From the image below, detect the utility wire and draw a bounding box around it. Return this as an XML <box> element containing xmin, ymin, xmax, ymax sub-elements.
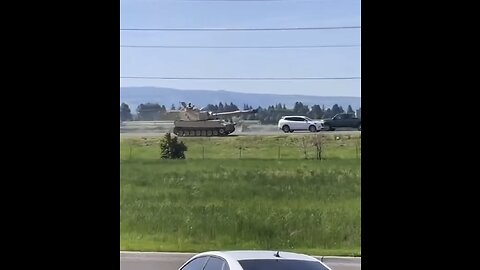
<box><xmin>181</xmin><ymin>0</ymin><xmax>311</xmax><ymax>1</ymax></box>
<box><xmin>180</xmin><ymin>0</ymin><xmax>337</xmax><ymax>2</ymax></box>
<box><xmin>120</xmin><ymin>76</ymin><xmax>361</xmax><ymax>80</ymax></box>
<box><xmin>120</xmin><ymin>26</ymin><xmax>360</xmax><ymax>31</ymax></box>
<box><xmin>120</xmin><ymin>44</ymin><xmax>360</xmax><ymax>49</ymax></box>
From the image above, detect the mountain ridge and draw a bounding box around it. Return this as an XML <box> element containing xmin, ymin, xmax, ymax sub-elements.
<box><xmin>120</xmin><ymin>87</ymin><xmax>361</xmax><ymax>110</ymax></box>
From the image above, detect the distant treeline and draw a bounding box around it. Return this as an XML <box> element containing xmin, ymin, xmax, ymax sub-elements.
<box><xmin>120</xmin><ymin>101</ymin><xmax>360</xmax><ymax>124</ymax></box>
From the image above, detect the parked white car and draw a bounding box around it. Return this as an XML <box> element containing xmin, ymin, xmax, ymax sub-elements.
<box><xmin>278</xmin><ymin>116</ymin><xmax>323</xmax><ymax>133</ymax></box>
<box><xmin>178</xmin><ymin>250</ymin><xmax>332</xmax><ymax>270</ymax></box>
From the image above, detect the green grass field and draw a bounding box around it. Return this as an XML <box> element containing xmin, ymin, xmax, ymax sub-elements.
<box><xmin>120</xmin><ymin>134</ymin><xmax>361</xmax><ymax>256</ymax></box>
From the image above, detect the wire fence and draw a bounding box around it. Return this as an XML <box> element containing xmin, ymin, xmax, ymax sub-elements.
<box><xmin>120</xmin><ymin>134</ymin><xmax>361</xmax><ymax>160</ymax></box>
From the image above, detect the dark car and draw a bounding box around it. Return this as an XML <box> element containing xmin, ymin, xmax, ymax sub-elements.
<box><xmin>321</xmin><ymin>113</ymin><xmax>361</xmax><ymax>131</ymax></box>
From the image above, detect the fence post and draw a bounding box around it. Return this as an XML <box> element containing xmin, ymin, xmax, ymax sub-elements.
<box><xmin>202</xmin><ymin>146</ymin><xmax>205</xmax><ymax>160</ymax></box>
<box><xmin>302</xmin><ymin>137</ymin><xmax>308</xmax><ymax>159</ymax></box>
<box><xmin>355</xmin><ymin>139</ymin><xmax>359</xmax><ymax>159</ymax></box>
<box><xmin>317</xmin><ymin>135</ymin><xmax>322</xmax><ymax>161</ymax></box>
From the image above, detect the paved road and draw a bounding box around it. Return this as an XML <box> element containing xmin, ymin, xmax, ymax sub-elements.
<box><xmin>120</xmin><ymin>130</ymin><xmax>360</xmax><ymax>138</ymax></box>
<box><xmin>120</xmin><ymin>252</ymin><xmax>361</xmax><ymax>270</ymax></box>
<box><xmin>120</xmin><ymin>122</ymin><xmax>360</xmax><ymax>138</ymax></box>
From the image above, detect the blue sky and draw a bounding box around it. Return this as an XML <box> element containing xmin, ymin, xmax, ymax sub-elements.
<box><xmin>120</xmin><ymin>0</ymin><xmax>361</xmax><ymax>97</ymax></box>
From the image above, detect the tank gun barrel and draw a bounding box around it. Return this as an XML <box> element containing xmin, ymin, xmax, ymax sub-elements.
<box><xmin>210</xmin><ymin>108</ymin><xmax>257</xmax><ymax>117</ymax></box>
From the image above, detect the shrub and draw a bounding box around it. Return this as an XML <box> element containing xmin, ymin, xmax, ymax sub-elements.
<box><xmin>160</xmin><ymin>133</ymin><xmax>187</xmax><ymax>159</ymax></box>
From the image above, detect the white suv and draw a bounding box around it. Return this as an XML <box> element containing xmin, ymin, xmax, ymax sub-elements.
<box><xmin>278</xmin><ymin>116</ymin><xmax>323</xmax><ymax>133</ymax></box>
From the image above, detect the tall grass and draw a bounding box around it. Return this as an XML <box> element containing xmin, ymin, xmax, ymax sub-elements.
<box><xmin>120</xmin><ymin>134</ymin><xmax>361</xmax><ymax>161</ymax></box>
<box><xmin>120</xmin><ymin>135</ymin><xmax>361</xmax><ymax>256</ymax></box>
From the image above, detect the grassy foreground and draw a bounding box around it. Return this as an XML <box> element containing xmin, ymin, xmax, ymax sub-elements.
<box><xmin>120</xmin><ymin>134</ymin><xmax>361</xmax><ymax>256</ymax></box>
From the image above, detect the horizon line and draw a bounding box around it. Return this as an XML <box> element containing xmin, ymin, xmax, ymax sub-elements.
<box><xmin>120</xmin><ymin>86</ymin><xmax>361</xmax><ymax>98</ymax></box>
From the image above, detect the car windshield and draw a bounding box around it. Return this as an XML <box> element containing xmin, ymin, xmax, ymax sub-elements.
<box><xmin>238</xmin><ymin>259</ymin><xmax>329</xmax><ymax>270</ymax></box>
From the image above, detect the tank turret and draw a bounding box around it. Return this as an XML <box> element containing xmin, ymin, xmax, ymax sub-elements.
<box><xmin>172</xmin><ymin>102</ymin><xmax>257</xmax><ymax>137</ymax></box>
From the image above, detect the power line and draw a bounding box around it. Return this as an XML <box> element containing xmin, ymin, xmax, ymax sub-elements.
<box><xmin>120</xmin><ymin>76</ymin><xmax>360</xmax><ymax>80</ymax></box>
<box><xmin>183</xmin><ymin>0</ymin><xmax>286</xmax><ymax>1</ymax></box>
<box><xmin>120</xmin><ymin>44</ymin><xmax>360</xmax><ymax>49</ymax></box>
<box><xmin>181</xmin><ymin>0</ymin><xmax>309</xmax><ymax>1</ymax></box>
<box><xmin>120</xmin><ymin>26</ymin><xmax>360</xmax><ymax>31</ymax></box>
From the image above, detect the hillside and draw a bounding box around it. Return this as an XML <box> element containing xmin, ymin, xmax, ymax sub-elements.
<box><xmin>120</xmin><ymin>87</ymin><xmax>361</xmax><ymax>111</ymax></box>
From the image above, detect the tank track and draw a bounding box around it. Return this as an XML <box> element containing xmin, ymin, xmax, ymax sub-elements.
<box><xmin>173</xmin><ymin>127</ymin><xmax>234</xmax><ymax>137</ymax></box>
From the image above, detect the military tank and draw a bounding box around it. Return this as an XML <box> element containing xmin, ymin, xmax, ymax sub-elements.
<box><xmin>172</xmin><ymin>102</ymin><xmax>257</xmax><ymax>137</ymax></box>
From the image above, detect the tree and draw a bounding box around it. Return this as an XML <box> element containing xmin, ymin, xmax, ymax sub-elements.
<box><xmin>324</xmin><ymin>108</ymin><xmax>333</xmax><ymax>118</ymax></box>
<box><xmin>309</xmin><ymin>104</ymin><xmax>323</xmax><ymax>119</ymax></box>
<box><xmin>205</xmin><ymin>104</ymin><xmax>218</xmax><ymax>112</ymax></box>
<box><xmin>331</xmin><ymin>104</ymin><xmax>344</xmax><ymax>115</ymax></box>
<box><xmin>229</xmin><ymin>102</ymin><xmax>239</xmax><ymax>111</ymax></box>
<box><xmin>224</xmin><ymin>102</ymin><xmax>231</xmax><ymax>111</ymax></box>
<box><xmin>293</xmin><ymin>102</ymin><xmax>309</xmax><ymax>115</ymax></box>
<box><xmin>120</xmin><ymin>103</ymin><xmax>132</xmax><ymax>121</ymax></box>
<box><xmin>136</xmin><ymin>103</ymin><xmax>163</xmax><ymax>121</ymax></box>
<box><xmin>160</xmin><ymin>133</ymin><xmax>187</xmax><ymax>159</ymax></box>
<box><xmin>170</xmin><ymin>104</ymin><xmax>176</xmax><ymax>110</ymax></box>
<box><xmin>293</xmin><ymin>102</ymin><xmax>301</xmax><ymax>113</ymax></box>
<box><xmin>347</xmin><ymin>105</ymin><xmax>355</xmax><ymax>114</ymax></box>
<box><xmin>218</xmin><ymin>102</ymin><xmax>224</xmax><ymax>112</ymax></box>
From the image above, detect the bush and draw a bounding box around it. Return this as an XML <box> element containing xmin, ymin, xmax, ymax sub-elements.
<box><xmin>160</xmin><ymin>133</ymin><xmax>187</xmax><ymax>159</ymax></box>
